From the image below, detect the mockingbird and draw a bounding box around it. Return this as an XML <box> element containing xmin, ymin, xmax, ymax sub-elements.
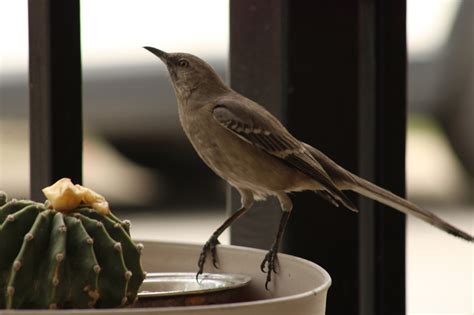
<box><xmin>144</xmin><ymin>46</ymin><xmax>473</xmax><ymax>288</ymax></box>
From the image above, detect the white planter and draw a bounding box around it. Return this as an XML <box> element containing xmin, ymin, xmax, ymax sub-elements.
<box><xmin>2</xmin><ymin>241</ymin><xmax>331</xmax><ymax>315</ymax></box>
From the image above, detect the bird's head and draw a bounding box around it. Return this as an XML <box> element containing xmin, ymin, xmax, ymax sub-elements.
<box><xmin>144</xmin><ymin>46</ymin><xmax>228</xmax><ymax>100</ymax></box>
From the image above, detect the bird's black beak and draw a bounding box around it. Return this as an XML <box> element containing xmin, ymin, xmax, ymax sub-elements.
<box><xmin>143</xmin><ymin>46</ymin><xmax>169</xmax><ymax>63</ymax></box>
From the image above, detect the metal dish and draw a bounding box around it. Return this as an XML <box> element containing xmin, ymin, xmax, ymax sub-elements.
<box><xmin>134</xmin><ymin>272</ymin><xmax>252</xmax><ymax>307</ymax></box>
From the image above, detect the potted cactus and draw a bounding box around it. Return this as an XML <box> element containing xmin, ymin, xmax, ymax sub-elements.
<box><xmin>0</xmin><ymin>179</ymin><xmax>145</xmax><ymax>309</ymax></box>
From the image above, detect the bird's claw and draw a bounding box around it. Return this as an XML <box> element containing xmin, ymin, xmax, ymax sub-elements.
<box><xmin>260</xmin><ymin>246</ymin><xmax>279</xmax><ymax>290</ymax></box>
<box><xmin>196</xmin><ymin>235</ymin><xmax>221</xmax><ymax>282</ymax></box>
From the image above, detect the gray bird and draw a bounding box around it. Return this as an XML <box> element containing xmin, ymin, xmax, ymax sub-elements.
<box><xmin>144</xmin><ymin>47</ymin><xmax>474</xmax><ymax>288</ymax></box>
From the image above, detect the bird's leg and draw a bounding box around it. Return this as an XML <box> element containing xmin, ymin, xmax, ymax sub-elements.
<box><xmin>196</xmin><ymin>206</ymin><xmax>249</xmax><ymax>281</ymax></box>
<box><xmin>260</xmin><ymin>210</ymin><xmax>291</xmax><ymax>290</ymax></box>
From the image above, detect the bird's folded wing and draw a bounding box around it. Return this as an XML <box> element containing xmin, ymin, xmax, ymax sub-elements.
<box><xmin>212</xmin><ymin>99</ymin><xmax>357</xmax><ymax>211</ymax></box>
<box><xmin>213</xmin><ymin>101</ymin><xmax>299</xmax><ymax>156</ymax></box>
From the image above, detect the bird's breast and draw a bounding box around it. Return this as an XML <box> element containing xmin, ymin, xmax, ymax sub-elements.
<box><xmin>178</xmin><ymin>107</ymin><xmax>308</xmax><ymax>194</ymax></box>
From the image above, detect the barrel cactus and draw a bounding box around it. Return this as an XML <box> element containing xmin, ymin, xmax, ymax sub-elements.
<box><xmin>0</xmin><ymin>184</ymin><xmax>145</xmax><ymax>309</ymax></box>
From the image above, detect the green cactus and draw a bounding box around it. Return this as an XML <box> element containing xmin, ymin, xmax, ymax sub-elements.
<box><xmin>0</xmin><ymin>192</ymin><xmax>145</xmax><ymax>309</ymax></box>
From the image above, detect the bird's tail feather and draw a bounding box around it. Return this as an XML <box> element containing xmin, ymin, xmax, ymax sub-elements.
<box><xmin>350</xmin><ymin>175</ymin><xmax>474</xmax><ymax>242</ymax></box>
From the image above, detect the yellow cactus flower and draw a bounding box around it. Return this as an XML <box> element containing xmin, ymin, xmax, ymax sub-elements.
<box><xmin>42</xmin><ymin>178</ymin><xmax>110</xmax><ymax>215</ymax></box>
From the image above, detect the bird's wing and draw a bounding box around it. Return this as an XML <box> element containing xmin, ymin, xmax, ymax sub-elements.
<box><xmin>212</xmin><ymin>99</ymin><xmax>357</xmax><ymax>211</ymax></box>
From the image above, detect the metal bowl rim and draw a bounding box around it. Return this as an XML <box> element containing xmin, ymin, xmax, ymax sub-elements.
<box><xmin>138</xmin><ymin>272</ymin><xmax>252</xmax><ymax>298</ymax></box>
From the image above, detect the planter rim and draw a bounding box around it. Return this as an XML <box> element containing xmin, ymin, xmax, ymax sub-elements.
<box><xmin>131</xmin><ymin>240</ymin><xmax>332</xmax><ymax>312</ymax></box>
<box><xmin>2</xmin><ymin>240</ymin><xmax>332</xmax><ymax>314</ymax></box>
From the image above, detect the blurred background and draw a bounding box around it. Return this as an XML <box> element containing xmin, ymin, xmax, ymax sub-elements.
<box><xmin>0</xmin><ymin>0</ymin><xmax>472</xmax><ymax>314</ymax></box>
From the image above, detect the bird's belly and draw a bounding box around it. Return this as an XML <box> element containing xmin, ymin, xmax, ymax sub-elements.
<box><xmin>185</xmin><ymin>121</ymin><xmax>306</xmax><ymax>194</ymax></box>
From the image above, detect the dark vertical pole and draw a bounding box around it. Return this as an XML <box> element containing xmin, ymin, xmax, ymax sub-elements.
<box><xmin>285</xmin><ymin>2</ymin><xmax>360</xmax><ymax>314</ymax></box>
<box><xmin>229</xmin><ymin>1</ymin><xmax>406</xmax><ymax>314</ymax></box>
<box><xmin>358</xmin><ymin>1</ymin><xmax>377</xmax><ymax>314</ymax></box>
<box><xmin>28</xmin><ymin>0</ymin><xmax>83</xmax><ymax>200</ymax></box>
<box><xmin>229</xmin><ymin>0</ymin><xmax>287</xmax><ymax>249</ymax></box>
<box><xmin>358</xmin><ymin>1</ymin><xmax>407</xmax><ymax>314</ymax></box>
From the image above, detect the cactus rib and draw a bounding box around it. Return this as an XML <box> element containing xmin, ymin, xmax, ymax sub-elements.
<box><xmin>78</xmin><ymin>214</ymin><xmax>130</xmax><ymax>307</ymax></box>
<box><xmin>36</xmin><ymin>212</ymin><xmax>68</xmax><ymax>309</ymax></box>
<box><xmin>0</xmin><ymin>204</ymin><xmax>44</xmax><ymax>308</ymax></box>
<box><xmin>63</xmin><ymin>216</ymin><xmax>100</xmax><ymax>308</ymax></box>
<box><xmin>6</xmin><ymin>210</ymin><xmax>54</xmax><ymax>309</ymax></box>
<box><xmin>78</xmin><ymin>208</ymin><xmax>145</xmax><ymax>302</ymax></box>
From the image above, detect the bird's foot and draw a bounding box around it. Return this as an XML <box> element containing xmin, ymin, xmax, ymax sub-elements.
<box><xmin>196</xmin><ymin>234</ymin><xmax>221</xmax><ymax>282</ymax></box>
<box><xmin>260</xmin><ymin>244</ymin><xmax>279</xmax><ymax>290</ymax></box>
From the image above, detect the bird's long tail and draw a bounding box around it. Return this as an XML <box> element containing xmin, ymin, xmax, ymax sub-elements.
<box><xmin>349</xmin><ymin>175</ymin><xmax>474</xmax><ymax>242</ymax></box>
<box><xmin>303</xmin><ymin>143</ymin><xmax>473</xmax><ymax>242</ymax></box>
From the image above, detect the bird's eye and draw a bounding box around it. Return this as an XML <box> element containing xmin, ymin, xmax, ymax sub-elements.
<box><xmin>178</xmin><ymin>59</ymin><xmax>189</xmax><ymax>67</ymax></box>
